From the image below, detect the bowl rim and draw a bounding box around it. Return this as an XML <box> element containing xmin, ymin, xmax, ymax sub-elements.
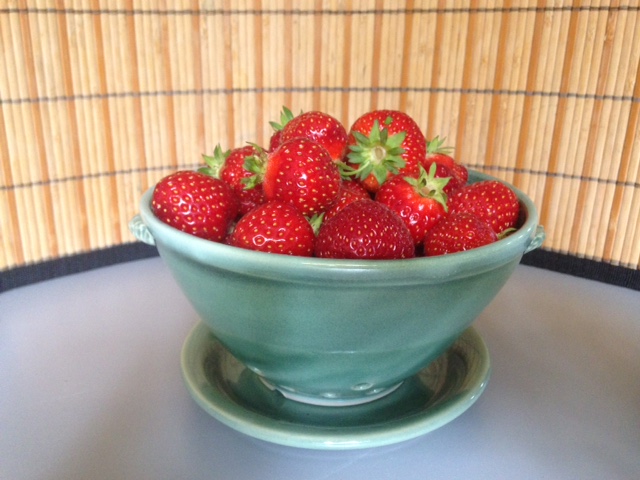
<box><xmin>138</xmin><ymin>169</ymin><xmax>541</xmax><ymax>284</ymax></box>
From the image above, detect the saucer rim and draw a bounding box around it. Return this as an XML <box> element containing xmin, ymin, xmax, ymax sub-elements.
<box><xmin>180</xmin><ymin>322</ymin><xmax>491</xmax><ymax>450</ymax></box>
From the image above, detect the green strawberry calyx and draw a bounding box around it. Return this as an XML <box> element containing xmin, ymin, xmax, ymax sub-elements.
<box><xmin>341</xmin><ymin>119</ymin><xmax>407</xmax><ymax>185</ymax></box>
<box><xmin>426</xmin><ymin>135</ymin><xmax>454</xmax><ymax>155</ymax></box>
<box><xmin>241</xmin><ymin>143</ymin><xmax>269</xmax><ymax>190</ymax></box>
<box><xmin>307</xmin><ymin>212</ymin><xmax>325</xmax><ymax>236</ymax></box>
<box><xmin>199</xmin><ymin>144</ymin><xmax>230</xmax><ymax>178</ymax></box>
<box><xmin>269</xmin><ymin>106</ymin><xmax>296</xmax><ymax>132</ymax></box>
<box><xmin>404</xmin><ymin>163</ymin><xmax>450</xmax><ymax>211</ymax></box>
<box><xmin>497</xmin><ymin>227</ymin><xmax>517</xmax><ymax>240</ymax></box>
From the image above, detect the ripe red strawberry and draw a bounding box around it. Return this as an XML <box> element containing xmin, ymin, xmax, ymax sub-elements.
<box><xmin>315</xmin><ymin>199</ymin><xmax>415</xmax><ymax>259</ymax></box>
<box><xmin>151</xmin><ymin>171</ymin><xmax>239</xmax><ymax>242</ymax></box>
<box><xmin>422</xmin><ymin>136</ymin><xmax>468</xmax><ymax>186</ymax></box>
<box><xmin>245</xmin><ymin>138</ymin><xmax>342</xmax><ymax>217</ymax></box>
<box><xmin>280</xmin><ymin>110</ymin><xmax>348</xmax><ymax>162</ymax></box>
<box><xmin>424</xmin><ymin>213</ymin><xmax>498</xmax><ymax>256</ymax></box>
<box><xmin>343</xmin><ymin>110</ymin><xmax>425</xmax><ymax>193</ymax></box>
<box><xmin>430</xmin><ymin>162</ymin><xmax>464</xmax><ymax>195</ymax></box>
<box><xmin>322</xmin><ymin>180</ymin><xmax>371</xmax><ymax>222</ymax></box>
<box><xmin>448</xmin><ymin>180</ymin><xmax>520</xmax><ymax>234</ymax></box>
<box><xmin>228</xmin><ymin>201</ymin><xmax>315</xmax><ymax>256</ymax></box>
<box><xmin>268</xmin><ymin>106</ymin><xmax>296</xmax><ymax>152</ymax></box>
<box><xmin>375</xmin><ymin>164</ymin><xmax>450</xmax><ymax>245</ymax></box>
<box><xmin>200</xmin><ymin>144</ymin><xmax>266</xmax><ymax>216</ymax></box>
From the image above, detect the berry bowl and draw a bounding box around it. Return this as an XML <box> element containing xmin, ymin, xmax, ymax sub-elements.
<box><xmin>130</xmin><ymin>170</ymin><xmax>544</xmax><ymax>410</ymax></box>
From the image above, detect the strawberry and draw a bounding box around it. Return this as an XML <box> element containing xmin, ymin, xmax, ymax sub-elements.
<box><xmin>268</xmin><ymin>106</ymin><xmax>296</xmax><ymax>152</ymax></box>
<box><xmin>315</xmin><ymin>199</ymin><xmax>415</xmax><ymax>259</ymax></box>
<box><xmin>228</xmin><ymin>201</ymin><xmax>315</xmax><ymax>256</ymax></box>
<box><xmin>342</xmin><ymin>110</ymin><xmax>425</xmax><ymax>193</ymax></box>
<box><xmin>375</xmin><ymin>164</ymin><xmax>450</xmax><ymax>246</ymax></box>
<box><xmin>422</xmin><ymin>136</ymin><xmax>468</xmax><ymax>186</ymax></box>
<box><xmin>200</xmin><ymin>144</ymin><xmax>266</xmax><ymax>216</ymax></box>
<box><xmin>322</xmin><ymin>180</ymin><xmax>371</xmax><ymax>223</ymax></box>
<box><xmin>244</xmin><ymin>138</ymin><xmax>342</xmax><ymax>217</ymax></box>
<box><xmin>430</xmin><ymin>162</ymin><xmax>464</xmax><ymax>195</ymax></box>
<box><xmin>151</xmin><ymin>170</ymin><xmax>239</xmax><ymax>242</ymax></box>
<box><xmin>448</xmin><ymin>180</ymin><xmax>520</xmax><ymax>235</ymax></box>
<box><xmin>424</xmin><ymin>213</ymin><xmax>498</xmax><ymax>256</ymax></box>
<box><xmin>280</xmin><ymin>110</ymin><xmax>348</xmax><ymax>162</ymax></box>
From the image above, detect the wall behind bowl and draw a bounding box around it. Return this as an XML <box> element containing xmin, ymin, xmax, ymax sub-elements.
<box><xmin>1</xmin><ymin>1</ymin><xmax>639</xmax><ymax>288</ymax></box>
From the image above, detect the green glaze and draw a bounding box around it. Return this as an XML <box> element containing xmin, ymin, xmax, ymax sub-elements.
<box><xmin>131</xmin><ymin>170</ymin><xmax>544</xmax><ymax>405</ymax></box>
<box><xmin>181</xmin><ymin>322</ymin><xmax>491</xmax><ymax>449</ymax></box>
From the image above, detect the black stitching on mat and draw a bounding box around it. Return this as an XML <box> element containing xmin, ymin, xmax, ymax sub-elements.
<box><xmin>2</xmin><ymin>164</ymin><xmax>639</xmax><ymax>192</ymax></box>
<box><xmin>2</xmin><ymin>5</ymin><xmax>640</xmax><ymax>15</ymax></box>
<box><xmin>0</xmin><ymin>165</ymin><xmax>200</xmax><ymax>192</ymax></box>
<box><xmin>2</xmin><ymin>86</ymin><xmax>639</xmax><ymax>106</ymax></box>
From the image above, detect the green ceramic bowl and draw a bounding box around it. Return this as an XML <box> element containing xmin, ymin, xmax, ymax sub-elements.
<box><xmin>130</xmin><ymin>170</ymin><xmax>544</xmax><ymax>406</ymax></box>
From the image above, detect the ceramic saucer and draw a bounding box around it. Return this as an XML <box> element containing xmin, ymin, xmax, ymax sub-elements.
<box><xmin>181</xmin><ymin>322</ymin><xmax>491</xmax><ymax>450</ymax></box>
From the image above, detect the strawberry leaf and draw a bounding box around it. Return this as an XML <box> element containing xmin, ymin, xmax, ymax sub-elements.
<box><xmin>269</xmin><ymin>106</ymin><xmax>296</xmax><ymax>132</ymax></box>
<box><xmin>198</xmin><ymin>144</ymin><xmax>229</xmax><ymax>178</ymax></box>
<box><xmin>307</xmin><ymin>212</ymin><xmax>325</xmax><ymax>235</ymax></box>
<box><xmin>344</xmin><ymin>120</ymin><xmax>407</xmax><ymax>182</ymax></box>
<box><xmin>497</xmin><ymin>227</ymin><xmax>517</xmax><ymax>240</ymax></box>
<box><xmin>427</xmin><ymin>135</ymin><xmax>454</xmax><ymax>155</ymax></box>
<box><xmin>404</xmin><ymin>164</ymin><xmax>450</xmax><ymax>211</ymax></box>
<box><xmin>241</xmin><ymin>152</ymin><xmax>268</xmax><ymax>190</ymax></box>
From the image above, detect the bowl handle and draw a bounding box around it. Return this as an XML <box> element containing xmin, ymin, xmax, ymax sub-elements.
<box><xmin>128</xmin><ymin>214</ymin><xmax>156</xmax><ymax>246</ymax></box>
<box><xmin>524</xmin><ymin>225</ymin><xmax>545</xmax><ymax>253</ymax></box>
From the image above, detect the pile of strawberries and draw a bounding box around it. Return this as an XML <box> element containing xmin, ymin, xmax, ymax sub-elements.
<box><xmin>151</xmin><ymin>108</ymin><xmax>521</xmax><ymax>259</ymax></box>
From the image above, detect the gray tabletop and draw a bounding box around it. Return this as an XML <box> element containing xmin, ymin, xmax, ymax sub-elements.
<box><xmin>1</xmin><ymin>257</ymin><xmax>639</xmax><ymax>479</ymax></box>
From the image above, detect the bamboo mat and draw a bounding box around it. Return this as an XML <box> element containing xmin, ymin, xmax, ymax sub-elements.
<box><xmin>1</xmin><ymin>1</ymin><xmax>639</xmax><ymax>273</ymax></box>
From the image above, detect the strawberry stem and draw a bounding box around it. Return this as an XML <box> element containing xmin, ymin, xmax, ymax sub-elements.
<box><xmin>404</xmin><ymin>164</ymin><xmax>450</xmax><ymax>211</ymax></box>
<box><xmin>343</xmin><ymin>119</ymin><xmax>407</xmax><ymax>185</ymax></box>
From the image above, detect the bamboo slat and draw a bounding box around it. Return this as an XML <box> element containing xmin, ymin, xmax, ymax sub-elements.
<box><xmin>1</xmin><ymin>0</ymin><xmax>639</xmax><ymax>272</ymax></box>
